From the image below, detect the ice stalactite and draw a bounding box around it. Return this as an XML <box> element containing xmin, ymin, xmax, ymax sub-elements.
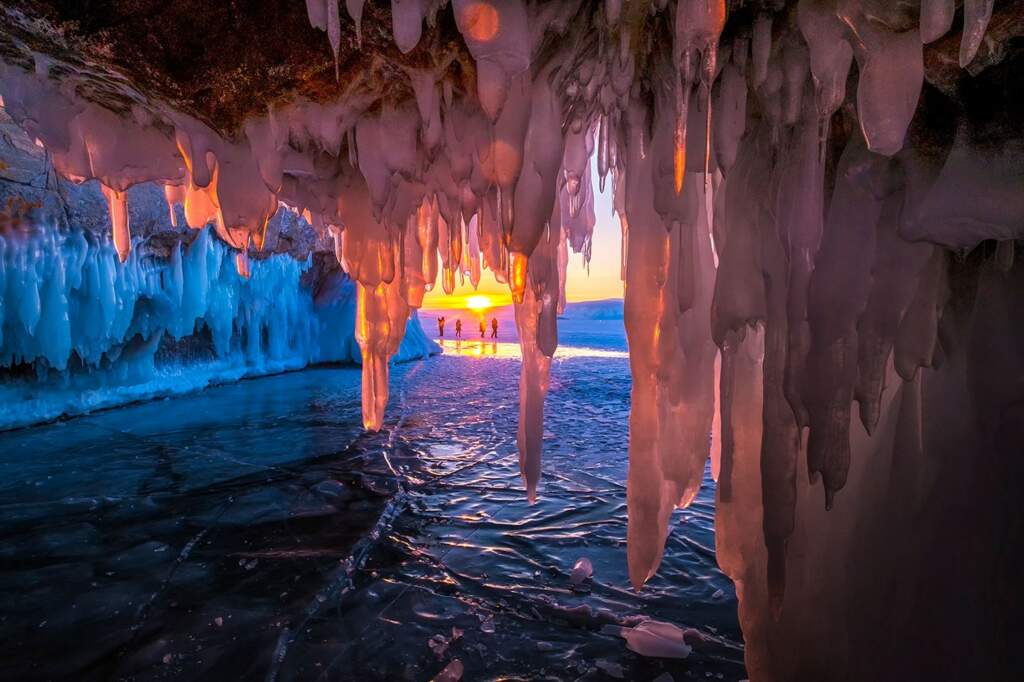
<box><xmin>712</xmin><ymin>47</ymin><xmax>747</xmax><ymax>173</ymax></box>
<box><xmin>804</xmin><ymin>133</ymin><xmax>886</xmax><ymax>516</ymax></box>
<box><xmin>100</xmin><ymin>185</ymin><xmax>132</xmax><ymax>263</ymax></box>
<box><xmin>306</xmin><ymin>0</ymin><xmax>343</xmax><ymax>78</ymax></box>
<box><xmin>751</xmin><ymin>13</ymin><xmax>772</xmax><ymax>89</ymax></box>
<box><xmin>839</xmin><ymin>3</ymin><xmax>924</xmax><ymax>157</ymax></box>
<box><xmin>854</xmin><ymin>195</ymin><xmax>932</xmax><ymax>436</ymax></box>
<box><xmin>672</xmin><ymin>0</ymin><xmax>726</xmax><ymax>191</ymax></box>
<box><xmin>403</xmin><ymin>215</ymin><xmax>427</xmax><ymax>307</ymax></box>
<box><xmin>506</xmin><ymin>54</ymin><xmax>572</xmax><ymax>497</ymax></box>
<box><xmin>919</xmin><ymin>0</ymin><xmax>955</xmax><ymax>44</ymax></box>
<box><xmin>893</xmin><ymin>248</ymin><xmax>948</xmax><ymax>382</ymax></box>
<box><xmin>347</xmin><ymin>0</ymin><xmax>367</xmax><ymax>45</ymax></box>
<box><xmin>356</xmin><ymin>274</ymin><xmax>409</xmax><ymax>432</ymax></box>
<box><xmin>713</xmin><ymin>327</ymin><xmax>766</xmax><ymax>672</ymax></box>
<box><xmin>513</xmin><ymin>201</ymin><xmax>564</xmax><ymax>500</ymax></box>
<box><xmin>453</xmin><ymin>0</ymin><xmax>531</xmax><ymax>121</ymax></box>
<box><xmin>960</xmin><ymin>0</ymin><xmax>995</xmax><ymax>67</ymax></box>
<box><xmin>622</xmin><ymin>92</ymin><xmax>717</xmax><ymax>588</ymax></box>
<box><xmin>162</xmin><ymin>184</ymin><xmax>186</xmax><ymax>227</ymax></box>
<box><xmin>797</xmin><ymin>0</ymin><xmax>853</xmax><ymax>127</ymax></box>
<box><xmin>514</xmin><ymin>280</ymin><xmax>554</xmax><ymax>502</ymax></box>
<box><xmin>391</xmin><ymin>0</ymin><xmax>429</xmax><ymax>54</ymax></box>
<box><xmin>511</xmin><ymin>67</ymin><xmax>565</xmax><ymax>252</ymax></box>
<box><xmin>235</xmin><ymin>250</ymin><xmax>251</xmax><ymax>279</ymax></box>
<box><xmin>776</xmin><ymin>111</ymin><xmax>825</xmax><ymax>441</ymax></box>
<box><xmin>623</xmin><ymin>99</ymin><xmax>674</xmax><ymax>588</ymax></box>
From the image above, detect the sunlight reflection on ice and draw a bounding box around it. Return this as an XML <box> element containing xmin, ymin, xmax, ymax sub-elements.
<box><xmin>436</xmin><ymin>339</ymin><xmax>629</xmax><ymax>360</ymax></box>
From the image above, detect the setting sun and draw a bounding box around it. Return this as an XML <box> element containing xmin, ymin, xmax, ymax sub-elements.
<box><xmin>466</xmin><ymin>295</ymin><xmax>493</xmax><ymax>312</ymax></box>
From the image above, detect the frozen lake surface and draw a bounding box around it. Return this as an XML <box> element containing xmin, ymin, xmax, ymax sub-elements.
<box><xmin>0</xmin><ymin>320</ymin><xmax>744</xmax><ymax>680</ymax></box>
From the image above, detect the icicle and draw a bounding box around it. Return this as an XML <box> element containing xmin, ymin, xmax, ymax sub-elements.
<box><xmin>305</xmin><ymin>0</ymin><xmax>327</xmax><ymax>30</ymax></box>
<box><xmin>347</xmin><ymin>127</ymin><xmax>358</xmax><ymax>168</ymax></box>
<box><xmin>101</xmin><ymin>184</ymin><xmax>131</xmax><ymax>263</ymax></box>
<box><xmin>752</xmin><ymin>13</ymin><xmax>772</xmax><ymax>88</ymax></box>
<box><xmin>759</xmin><ymin>218</ymin><xmax>800</xmax><ymax>612</ymax></box>
<box><xmin>514</xmin><ymin>284</ymin><xmax>552</xmax><ymax>502</ymax></box>
<box><xmin>391</xmin><ymin>0</ymin><xmax>427</xmax><ymax>54</ymax></box>
<box><xmin>597</xmin><ymin>114</ymin><xmax>609</xmax><ymax>192</ymax></box>
<box><xmin>512</xmin><ymin>198</ymin><xmax>562</xmax><ymax>502</ymax></box>
<box><xmin>841</xmin><ymin>6</ymin><xmax>924</xmax><ymax>156</ymax></box>
<box><xmin>775</xmin><ymin>114</ymin><xmax>824</xmax><ymax>434</ymax></box>
<box><xmin>417</xmin><ymin>198</ymin><xmax>439</xmax><ymax>290</ymax></box>
<box><xmin>798</xmin><ymin>0</ymin><xmax>853</xmax><ymax>121</ymax></box>
<box><xmin>356</xmin><ymin>282</ymin><xmax>389</xmax><ymax>431</ymax></box>
<box><xmin>605</xmin><ymin>0</ymin><xmax>622</xmax><ymax>26</ymax></box>
<box><xmin>995</xmin><ymin>240</ymin><xmax>1015</xmax><ymax>272</ymax></box>
<box><xmin>347</xmin><ymin>0</ymin><xmax>366</xmax><ymax>45</ymax></box>
<box><xmin>960</xmin><ymin>0</ymin><xmax>995</xmax><ymax>67</ymax></box>
<box><xmin>402</xmin><ymin>217</ymin><xmax>427</xmax><ymax>308</ymax></box>
<box><xmin>352</xmin><ymin>236</ymin><xmax>411</xmax><ymax>432</ymax></box>
<box><xmin>854</xmin><ymin>194</ymin><xmax>932</xmax><ymax>438</ymax></box>
<box><xmin>622</xmin><ymin>99</ymin><xmax>676</xmax><ymax>589</ymax></box>
<box><xmin>673</xmin><ymin>0</ymin><xmax>725</xmax><ymax>192</ymax></box>
<box><xmin>467</xmin><ymin>213</ymin><xmax>482</xmax><ymax>289</ymax></box>
<box><xmin>674</xmin><ymin>52</ymin><xmax>692</xmax><ymax>195</ymax></box>
<box><xmin>163</xmin><ymin>184</ymin><xmax>186</xmax><ymax>227</ymax></box>
<box><xmin>452</xmin><ymin>0</ymin><xmax>531</xmax><ymax>121</ymax></box>
<box><xmin>235</xmin><ymin>250</ymin><xmax>251</xmax><ymax>279</ymax></box>
<box><xmin>713</xmin><ymin>60</ymin><xmax>746</xmax><ymax>173</ymax></box>
<box><xmin>327</xmin><ymin>0</ymin><xmax>342</xmax><ymax>81</ymax></box>
<box><xmin>920</xmin><ymin>0</ymin><xmax>955</xmax><ymax>44</ymax></box>
<box><xmin>510</xmin><ymin>252</ymin><xmax>528</xmax><ymax>303</ymax></box>
<box><xmin>893</xmin><ymin>249</ymin><xmax>947</xmax><ymax>382</ymax></box>
<box><xmin>804</xmin><ymin>134</ymin><xmax>887</xmax><ymax>510</ymax></box>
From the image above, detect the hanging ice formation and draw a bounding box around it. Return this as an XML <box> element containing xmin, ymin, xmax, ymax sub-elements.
<box><xmin>2</xmin><ymin>1</ymin><xmax>1022</xmax><ymax>676</ymax></box>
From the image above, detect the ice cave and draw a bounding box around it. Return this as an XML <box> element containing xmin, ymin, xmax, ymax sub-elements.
<box><xmin>0</xmin><ymin>0</ymin><xmax>1022</xmax><ymax>680</ymax></box>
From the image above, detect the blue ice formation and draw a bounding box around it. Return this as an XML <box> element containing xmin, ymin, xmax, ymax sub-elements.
<box><xmin>0</xmin><ymin>225</ymin><xmax>439</xmax><ymax>430</ymax></box>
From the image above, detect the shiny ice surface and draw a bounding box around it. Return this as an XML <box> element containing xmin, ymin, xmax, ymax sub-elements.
<box><xmin>0</xmin><ymin>328</ymin><xmax>741</xmax><ymax>680</ymax></box>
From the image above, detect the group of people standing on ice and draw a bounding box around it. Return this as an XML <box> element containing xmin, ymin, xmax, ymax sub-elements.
<box><xmin>437</xmin><ymin>316</ymin><xmax>498</xmax><ymax>339</ymax></box>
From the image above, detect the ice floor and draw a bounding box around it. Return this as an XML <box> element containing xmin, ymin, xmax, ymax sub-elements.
<box><xmin>0</xmin><ymin>324</ymin><xmax>744</xmax><ymax>681</ymax></box>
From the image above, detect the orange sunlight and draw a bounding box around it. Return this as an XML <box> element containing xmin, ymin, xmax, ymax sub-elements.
<box><xmin>466</xmin><ymin>295</ymin><xmax>493</xmax><ymax>312</ymax></box>
<box><xmin>423</xmin><ymin>284</ymin><xmax>513</xmax><ymax>312</ymax></box>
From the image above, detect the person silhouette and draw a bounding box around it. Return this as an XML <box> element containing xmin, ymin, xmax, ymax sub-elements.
<box><xmin>437</xmin><ymin>316</ymin><xmax>446</xmax><ymax>337</ymax></box>
<box><xmin>491</xmin><ymin>317</ymin><xmax>498</xmax><ymax>338</ymax></box>
<box><xmin>454</xmin><ymin>319</ymin><xmax>462</xmax><ymax>338</ymax></box>
<box><xmin>479</xmin><ymin>319</ymin><xmax>486</xmax><ymax>338</ymax></box>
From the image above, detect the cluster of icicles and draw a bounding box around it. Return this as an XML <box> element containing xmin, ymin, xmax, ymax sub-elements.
<box><xmin>0</xmin><ymin>0</ymin><xmax>1003</xmax><ymax>598</ymax></box>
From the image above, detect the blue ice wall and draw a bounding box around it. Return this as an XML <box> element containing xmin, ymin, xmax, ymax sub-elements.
<box><xmin>0</xmin><ymin>226</ymin><xmax>438</xmax><ymax>430</ymax></box>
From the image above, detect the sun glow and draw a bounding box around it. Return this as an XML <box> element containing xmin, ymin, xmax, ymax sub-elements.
<box><xmin>466</xmin><ymin>295</ymin><xmax>493</xmax><ymax>312</ymax></box>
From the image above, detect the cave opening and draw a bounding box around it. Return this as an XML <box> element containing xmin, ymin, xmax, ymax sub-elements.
<box><xmin>1</xmin><ymin>1</ymin><xmax>1023</xmax><ymax>680</ymax></box>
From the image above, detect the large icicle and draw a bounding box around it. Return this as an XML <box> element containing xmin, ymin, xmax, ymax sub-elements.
<box><xmin>840</xmin><ymin>5</ymin><xmax>923</xmax><ymax>156</ymax></box>
<box><xmin>920</xmin><ymin>0</ymin><xmax>955</xmax><ymax>44</ymax></box>
<box><xmin>513</xmin><ymin>200</ymin><xmax>563</xmax><ymax>501</ymax></box>
<box><xmin>391</xmin><ymin>0</ymin><xmax>428</xmax><ymax>54</ymax></box>
<box><xmin>804</xmin><ymin>134</ymin><xmax>887</xmax><ymax>509</ymax></box>
<box><xmin>960</xmin><ymin>0</ymin><xmax>995</xmax><ymax>67</ymax></box>
<box><xmin>100</xmin><ymin>184</ymin><xmax>132</xmax><ymax>263</ymax></box>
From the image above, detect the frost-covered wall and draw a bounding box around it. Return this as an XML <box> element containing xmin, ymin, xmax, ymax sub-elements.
<box><xmin>0</xmin><ymin>108</ymin><xmax>437</xmax><ymax>431</ymax></box>
<box><xmin>0</xmin><ymin>223</ymin><xmax>437</xmax><ymax>430</ymax></box>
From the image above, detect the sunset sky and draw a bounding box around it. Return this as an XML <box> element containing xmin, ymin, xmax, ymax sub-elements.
<box><xmin>421</xmin><ymin>158</ymin><xmax>623</xmax><ymax>312</ymax></box>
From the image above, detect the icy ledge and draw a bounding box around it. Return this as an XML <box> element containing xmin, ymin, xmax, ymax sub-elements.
<box><xmin>0</xmin><ymin>225</ymin><xmax>439</xmax><ymax>431</ymax></box>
